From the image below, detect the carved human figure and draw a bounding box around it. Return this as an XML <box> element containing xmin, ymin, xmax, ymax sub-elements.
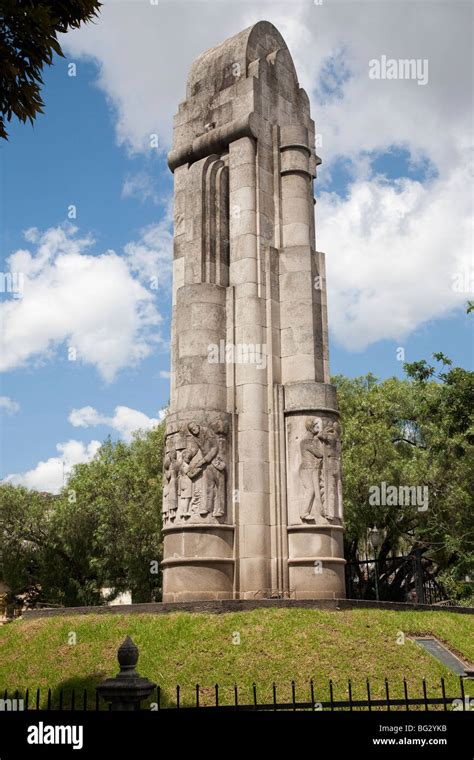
<box><xmin>178</xmin><ymin>447</ymin><xmax>194</xmax><ymax>518</ymax></box>
<box><xmin>210</xmin><ymin>417</ymin><xmax>228</xmax><ymax>518</ymax></box>
<box><xmin>186</xmin><ymin>421</ymin><xmax>226</xmax><ymax>518</ymax></box>
<box><xmin>163</xmin><ymin>443</ymin><xmax>179</xmax><ymax>522</ymax></box>
<box><xmin>163</xmin><ymin>453</ymin><xmax>171</xmax><ymax>521</ymax></box>
<box><xmin>299</xmin><ymin>417</ymin><xmax>325</xmax><ymax>522</ymax></box>
<box><xmin>321</xmin><ymin>419</ymin><xmax>343</xmax><ymax>521</ymax></box>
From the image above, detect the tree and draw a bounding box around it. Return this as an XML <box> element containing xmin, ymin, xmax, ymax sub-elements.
<box><xmin>0</xmin><ymin>485</ymin><xmax>57</xmax><ymax>611</ymax></box>
<box><xmin>2</xmin><ymin>357</ymin><xmax>472</xmax><ymax>609</ymax></box>
<box><xmin>334</xmin><ymin>355</ymin><xmax>474</xmax><ymax>603</ymax></box>
<box><xmin>0</xmin><ymin>422</ymin><xmax>165</xmax><ymax>610</ymax></box>
<box><xmin>0</xmin><ymin>0</ymin><xmax>102</xmax><ymax>139</ymax></box>
<box><xmin>64</xmin><ymin>424</ymin><xmax>165</xmax><ymax>603</ymax></box>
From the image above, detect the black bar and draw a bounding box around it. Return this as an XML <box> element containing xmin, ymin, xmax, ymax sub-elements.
<box><xmin>422</xmin><ymin>679</ymin><xmax>428</xmax><ymax>711</ymax></box>
<box><xmin>441</xmin><ymin>677</ymin><xmax>447</xmax><ymax>711</ymax></box>
<box><xmin>460</xmin><ymin>675</ymin><xmax>466</xmax><ymax>710</ymax></box>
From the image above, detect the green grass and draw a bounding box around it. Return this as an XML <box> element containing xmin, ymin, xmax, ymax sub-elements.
<box><xmin>0</xmin><ymin>608</ymin><xmax>472</xmax><ymax>708</ymax></box>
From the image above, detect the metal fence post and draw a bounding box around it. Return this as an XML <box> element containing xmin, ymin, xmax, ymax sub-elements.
<box><xmin>96</xmin><ymin>636</ymin><xmax>156</xmax><ymax>711</ymax></box>
<box><xmin>413</xmin><ymin>549</ymin><xmax>425</xmax><ymax>604</ymax></box>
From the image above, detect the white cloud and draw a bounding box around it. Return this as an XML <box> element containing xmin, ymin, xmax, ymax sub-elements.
<box><xmin>62</xmin><ymin>1</ymin><xmax>472</xmax><ymax>169</ymax></box>
<box><xmin>124</xmin><ymin>214</ymin><xmax>173</xmax><ymax>291</ymax></box>
<box><xmin>122</xmin><ymin>170</ymin><xmax>161</xmax><ymax>205</ymax></box>
<box><xmin>0</xmin><ymin>224</ymin><xmax>163</xmax><ymax>382</ymax></box>
<box><xmin>159</xmin><ymin>370</ymin><xmax>171</xmax><ymax>379</ymax></box>
<box><xmin>0</xmin><ymin>396</ymin><xmax>20</xmax><ymax>414</ymax></box>
<box><xmin>61</xmin><ymin>1</ymin><xmax>473</xmax><ymax>347</ymax></box>
<box><xmin>319</xmin><ymin>166</ymin><xmax>473</xmax><ymax>350</ymax></box>
<box><xmin>68</xmin><ymin>404</ymin><xmax>161</xmax><ymax>442</ymax></box>
<box><xmin>4</xmin><ymin>440</ymin><xmax>101</xmax><ymax>494</ymax></box>
<box><xmin>62</xmin><ymin>0</ymin><xmax>263</xmax><ymax>154</ymax></box>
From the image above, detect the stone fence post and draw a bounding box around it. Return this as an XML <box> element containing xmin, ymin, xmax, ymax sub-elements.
<box><xmin>96</xmin><ymin>636</ymin><xmax>156</xmax><ymax>711</ymax></box>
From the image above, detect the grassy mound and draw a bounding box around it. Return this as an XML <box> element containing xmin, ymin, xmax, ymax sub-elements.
<box><xmin>0</xmin><ymin>608</ymin><xmax>472</xmax><ymax>707</ymax></box>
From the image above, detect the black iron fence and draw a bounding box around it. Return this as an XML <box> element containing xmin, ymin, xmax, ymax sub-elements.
<box><xmin>1</xmin><ymin>677</ymin><xmax>472</xmax><ymax>713</ymax></box>
<box><xmin>345</xmin><ymin>552</ymin><xmax>449</xmax><ymax>605</ymax></box>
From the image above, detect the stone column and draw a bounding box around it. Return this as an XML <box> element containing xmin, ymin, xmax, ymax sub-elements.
<box><xmin>229</xmin><ymin>136</ymin><xmax>271</xmax><ymax>598</ymax></box>
<box><xmin>163</xmin><ymin>20</ymin><xmax>345</xmax><ymax>602</ymax></box>
<box><xmin>162</xmin><ymin>154</ymin><xmax>234</xmax><ymax>602</ymax></box>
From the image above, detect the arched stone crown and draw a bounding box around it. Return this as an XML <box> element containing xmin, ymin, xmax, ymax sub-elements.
<box><xmin>168</xmin><ymin>21</ymin><xmax>312</xmax><ymax>172</ymax></box>
<box><xmin>186</xmin><ymin>21</ymin><xmax>299</xmax><ymax>99</ymax></box>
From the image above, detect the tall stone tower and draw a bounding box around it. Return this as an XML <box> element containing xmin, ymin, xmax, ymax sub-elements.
<box><xmin>162</xmin><ymin>21</ymin><xmax>345</xmax><ymax>602</ymax></box>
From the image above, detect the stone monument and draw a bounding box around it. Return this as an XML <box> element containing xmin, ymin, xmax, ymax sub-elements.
<box><xmin>162</xmin><ymin>20</ymin><xmax>346</xmax><ymax>601</ymax></box>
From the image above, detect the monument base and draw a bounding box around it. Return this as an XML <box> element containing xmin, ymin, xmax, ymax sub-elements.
<box><xmin>162</xmin><ymin>524</ymin><xmax>235</xmax><ymax>603</ymax></box>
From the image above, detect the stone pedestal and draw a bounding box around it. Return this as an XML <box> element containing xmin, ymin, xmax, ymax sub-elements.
<box><xmin>162</xmin><ymin>21</ymin><xmax>346</xmax><ymax>601</ymax></box>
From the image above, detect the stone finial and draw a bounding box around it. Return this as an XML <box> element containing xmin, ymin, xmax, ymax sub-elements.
<box><xmin>117</xmin><ymin>636</ymin><xmax>139</xmax><ymax>674</ymax></box>
<box><xmin>97</xmin><ymin>637</ymin><xmax>156</xmax><ymax>711</ymax></box>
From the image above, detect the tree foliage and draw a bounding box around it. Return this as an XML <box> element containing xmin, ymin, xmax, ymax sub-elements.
<box><xmin>1</xmin><ymin>355</ymin><xmax>472</xmax><ymax>609</ymax></box>
<box><xmin>0</xmin><ymin>0</ymin><xmax>101</xmax><ymax>139</ymax></box>
<box><xmin>335</xmin><ymin>355</ymin><xmax>473</xmax><ymax>603</ymax></box>
<box><xmin>0</xmin><ymin>423</ymin><xmax>164</xmax><ymax>610</ymax></box>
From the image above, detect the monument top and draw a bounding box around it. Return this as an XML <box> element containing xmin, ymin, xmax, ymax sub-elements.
<box><xmin>168</xmin><ymin>20</ymin><xmax>312</xmax><ymax>172</ymax></box>
<box><xmin>186</xmin><ymin>21</ymin><xmax>299</xmax><ymax>99</ymax></box>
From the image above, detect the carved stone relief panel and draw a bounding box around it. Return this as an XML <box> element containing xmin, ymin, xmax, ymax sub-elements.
<box><xmin>286</xmin><ymin>414</ymin><xmax>343</xmax><ymax>526</ymax></box>
<box><xmin>163</xmin><ymin>416</ymin><xmax>229</xmax><ymax>525</ymax></box>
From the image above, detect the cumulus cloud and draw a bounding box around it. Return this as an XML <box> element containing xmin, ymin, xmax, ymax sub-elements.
<box><xmin>4</xmin><ymin>440</ymin><xmax>101</xmax><ymax>494</ymax></box>
<box><xmin>124</xmin><ymin>213</ymin><xmax>173</xmax><ymax>291</ymax></box>
<box><xmin>0</xmin><ymin>224</ymin><xmax>163</xmax><ymax>382</ymax></box>
<box><xmin>61</xmin><ymin>0</ymin><xmax>472</xmax><ymax>347</ymax></box>
<box><xmin>318</xmin><ymin>166</ymin><xmax>473</xmax><ymax>349</ymax></box>
<box><xmin>68</xmin><ymin>404</ymin><xmax>163</xmax><ymax>442</ymax></box>
<box><xmin>62</xmin><ymin>1</ymin><xmax>472</xmax><ymax>169</ymax></box>
<box><xmin>0</xmin><ymin>396</ymin><xmax>20</xmax><ymax>414</ymax></box>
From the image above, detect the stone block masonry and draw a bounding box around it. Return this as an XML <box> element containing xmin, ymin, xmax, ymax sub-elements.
<box><xmin>162</xmin><ymin>21</ymin><xmax>346</xmax><ymax>602</ymax></box>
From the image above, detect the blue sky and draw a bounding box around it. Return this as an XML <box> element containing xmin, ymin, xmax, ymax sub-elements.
<box><xmin>0</xmin><ymin>1</ymin><xmax>472</xmax><ymax>489</ymax></box>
